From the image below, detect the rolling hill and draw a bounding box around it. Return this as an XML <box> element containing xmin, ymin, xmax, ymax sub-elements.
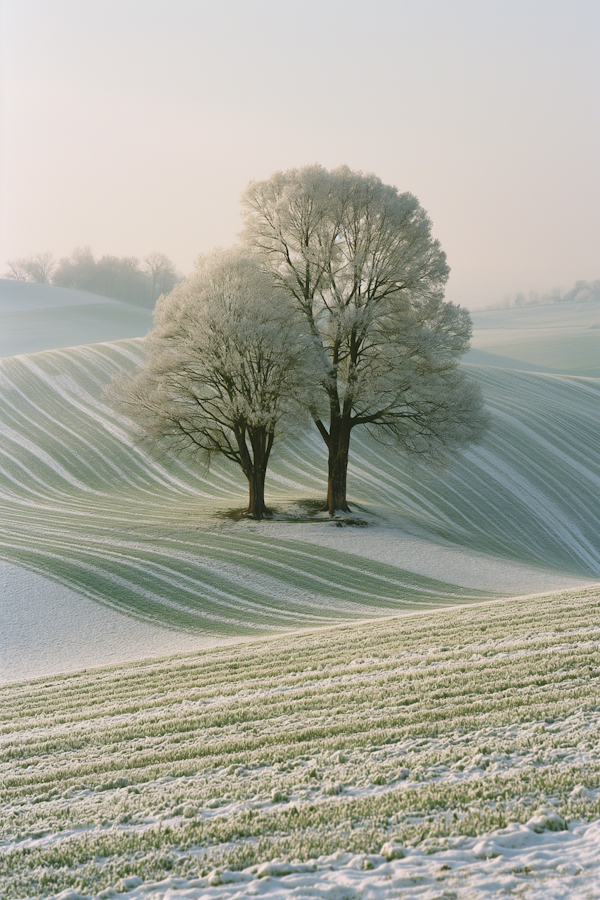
<box><xmin>0</xmin><ymin>278</ymin><xmax>153</xmax><ymax>358</ymax></box>
<box><xmin>468</xmin><ymin>298</ymin><xmax>600</xmax><ymax>376</ymax></box>
<box><xmin>1</xmin><ymin>338</ymin><xmax>598</xmax><ymax>681</ymax></box>
<box><xmin>2</xmin><ymin>584</ymin><xmax>600</xmax><ymax>898</ymax></box>
<box><xmin>1</xmin><ymin>296</ymin><xmax>599</xmax><ymax>900</ymax></box>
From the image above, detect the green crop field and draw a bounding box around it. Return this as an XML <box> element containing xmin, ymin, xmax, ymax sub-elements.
<box><xmin>2</xmin><ymin>586</ymin><xmax>599</xmax><ymax>898</ymax></box>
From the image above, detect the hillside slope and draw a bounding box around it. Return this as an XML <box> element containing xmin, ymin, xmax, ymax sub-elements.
<box><xmin>469</xmin><ymin>299</ymin><xmax>600</xmax><ymax>376</ymax></box>
<box><xmin>0</xmin><ymin>279</ymin><xmax>152</xmax><ymax>357</ymax></box>
<box><xmin>0</xmin><ymin>339</ymin><xmax>598</xmax><ymax>666</ymax></box>
<box><xmin>2</xmin><ymin>585</ymin><xmax>600</xmax><ymax>899</ymax></box>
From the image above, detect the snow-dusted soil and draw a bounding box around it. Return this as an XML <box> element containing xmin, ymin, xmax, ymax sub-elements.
<box><xmin>2</xmin><ymin>306</ymin><xmax>600</xmax><ymax>899</ymax></box>
<box><xmin>469</xmin><ymin>298</ymin><xmax>600</xmax><ymax>376</ymax></box>
<box><xmin>2</xmin><ymin>530</ymin><xmax>590</xmax><ymax>683</ymax></box>
<box><xmin>2</xmin><ymin>586</ymin><xmax>599</xmax><ymax>899</ymax></box>
<box><xmin>469</xmin><ymin>297</ymin><xmax>600</xmax><ymax>339</ymax></box>
<box><xmin>20</xmin><ymin>822</ymin><xmax>600</xmax><ymax>899</ymax></box>
<box><xmin>0</xmin><ymin>280</ymin><xmax>152</xmax><ymax>358</ymax></box>
<box><xmin>0</xmin><ymin>279</ymin><xmax>126</xmax><ymax>313</ymax></box>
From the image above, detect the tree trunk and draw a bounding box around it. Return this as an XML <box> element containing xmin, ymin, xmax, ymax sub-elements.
<box><xmin>242</xmin><ymin>427</ymin><xmax>273</xmax><ymax>520</ymax></box>
<box><xmin>246</xmin><ymin>465</ymin><xmax>269</xmax><ymax>519</ymax></box>
<box><xmin>325</xmin><ymin>417</ymin><xmax>352</xmax><ymax>515</ymax></box>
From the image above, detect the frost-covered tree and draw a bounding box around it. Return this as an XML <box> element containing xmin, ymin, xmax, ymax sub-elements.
<box><xmin>242</xmin><ymin>164</ymin><xmax>489</xmax><ymax>514</ymax></box>
<box><xmin>107</xmin><ymin>248</ymin><xmax>315</xmax><ymax>519</ymax></box>
<box><xmin>5</xmin><ymin>259</ymin><xmax>29</xmax><ymax>280</ymax></box>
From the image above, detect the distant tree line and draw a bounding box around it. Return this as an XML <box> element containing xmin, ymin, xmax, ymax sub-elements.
<box><xmin>4</xmin><ymin>248</ymin><xmax>181</xmax><ymax>309</ymax></box>
<box><xmin>487</xmin><ymin>280</ymin><xmax>600</xmax><ymax>310</ymax></box>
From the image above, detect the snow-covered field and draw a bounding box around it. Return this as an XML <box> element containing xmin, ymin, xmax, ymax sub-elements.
<box><xmin>0</xmin><ymin>280</ymin><xmax>152</xmax><ymax>359</ymax></box>
<box><xmin>469</xmin><ymin>298</ymin><xmax>600</xmax><ymax>376</ymax></box>
<box><xmin>2</xmin><ymin>338</ymin><xmax>600</xmax><ymax>680</ymax></box>
<box><xmin>1</xmin><ymin>313</ymin><xmax>600</xmax><ymax>898</ymax></box>
<box><xmin>2</xmin><ymin>337</ymin><xmax>600</xmax><ymax>679</ymax></box>
<box><xmin>0</xmin><ymin>561</ymin><xmax>239</xmax><ymax>682</ymax></box>
<box><xmin>2</xmin><ymin>586</ymin><xmax>600</xmax><ymax>898</ymax></box>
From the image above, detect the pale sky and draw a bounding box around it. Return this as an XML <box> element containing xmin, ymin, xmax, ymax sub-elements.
<box><xmin>1</xmin><ymin>0</ymin><xmax>598</xmax><ymax>308</ymax></box>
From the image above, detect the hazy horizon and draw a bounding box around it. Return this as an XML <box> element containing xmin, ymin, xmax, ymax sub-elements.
<box><xmin>1</xmin><ymin>0</ymin><xmax>598</xmax><ymax>310</ymax></box>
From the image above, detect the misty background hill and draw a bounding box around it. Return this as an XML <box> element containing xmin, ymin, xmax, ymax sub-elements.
<box><xmin>467</xmin><ymin>298</ymin><xmax>600</xmax><ymax>377</ymax></box>
<box><xmin>0</xmin><ymin>278</ymin><xmax>153</xmax><ymax>358</ymax></box>
<box><xmin>4</xmin><ymin>275</ymin><xmax>600</xmax><ymax>376</ymax></box>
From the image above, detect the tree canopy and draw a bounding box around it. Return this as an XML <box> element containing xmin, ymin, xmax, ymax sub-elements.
<box><xmin>241</xmin><ymin>164</ymin><xmax>489</xmax><ymax>513</ymax></box>
<box><xmin>107</xmin><ymin>248</ymin><xmax>316</xmax><ymax>519</ymax></box>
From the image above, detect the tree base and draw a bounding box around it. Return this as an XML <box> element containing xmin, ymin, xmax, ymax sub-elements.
<box><xmin>243</xmin><ymin>507</ymin><xmax>273</xmax><ymax>521</ymax></box>
<box><xmin>320</xmin><ymin>501</ymin><xmax>352</xmax><ymax>516</ymax></box>
<box><xmin>218</xmin><ymin>506</ymin><xmax>273</xmax><ymax>522</ymax></box>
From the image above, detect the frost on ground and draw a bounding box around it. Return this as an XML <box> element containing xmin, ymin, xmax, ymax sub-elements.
<box><xmin>2</xmin><ymin>534</ymin><xmax>589</xmax><ymax>684</ymax></box>
<box><xmin>19</xmin><ymin>822</ymin><xmax>600</xmax><ymax>900</ymax></box>
<box><xmin>252</xmin><ymin>515</ymin><xmax>591</xmax><ymax>595</ymax></box>
<box><xmin>2</xmin><ymin>585</ymin><xmax>600</xmax><ymax>899</ymax></box>
<box><xmin>0</xmin><ymin>561</ymin><xmax>238</xmax><ymax>683</ymax></box>
<box><xmin>1</xmin><ymin>339</ymin><xmax>600</xmax><ymax>647</ymax></box>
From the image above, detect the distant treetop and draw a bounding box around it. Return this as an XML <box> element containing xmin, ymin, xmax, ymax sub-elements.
<box><xmin>485</xmin><ymin>280</ymin><xmax>600</xmax><ymax>310</ymax></box>
<box><xmin>4</xmin><ymin>248</ymin><xmax>182</xmax><ymax>309</ymax></box>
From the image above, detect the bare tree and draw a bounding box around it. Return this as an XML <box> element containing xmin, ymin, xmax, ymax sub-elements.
<box><xmin>143</xmin><ymin>252</ymin><xmax>178</xmax><ymax>304</ymax></box>
<box><xmin>242</xmin><ymin>164</ymin><xmax>489</xmax><ymax>514</ymax></box>
<box><xmin>5</xmin><ymin>252</ymin><xmax>55</xmax><ymax>283</ymax></box>
<box><xmin>28</xmin><ymin>252</ymin><xmax>56</xmax><ymax>283</ymax></box>
<box><xmin>5</xmin><ymin>259</ymin><xmax>30</xmax><ymax>280</ymax></box>
<box><xmin>107</xmin><ymin>248</ymin><xmax>315</xmax><ymax>519</ymax></box>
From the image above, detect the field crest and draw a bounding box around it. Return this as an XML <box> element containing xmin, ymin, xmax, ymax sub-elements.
<box><xmin>0</xmin><ymin>279</ymin><xmax>152</xmax><ymax>358</ymax></box>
